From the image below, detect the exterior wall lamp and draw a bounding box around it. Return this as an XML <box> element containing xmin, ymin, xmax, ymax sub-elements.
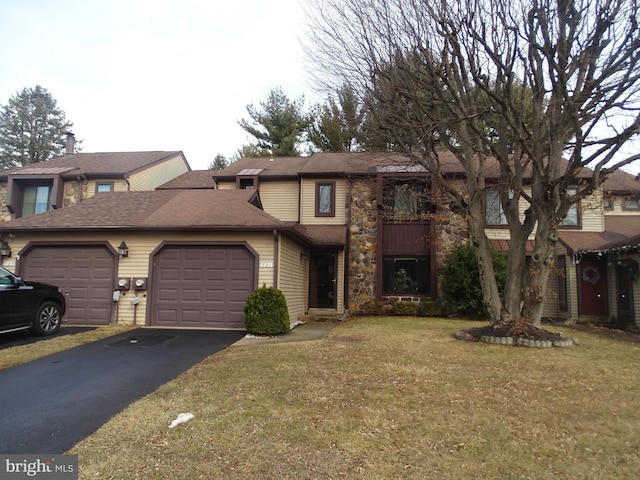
<box><xmin>117</xmin><ymin>241</ymin><xmax>129</xmax><ymax>257</ymax></box>
<box><xmin>0</xmin><ymin>240</ymin><xmax>11</xmax><ymax>258</ymax></box>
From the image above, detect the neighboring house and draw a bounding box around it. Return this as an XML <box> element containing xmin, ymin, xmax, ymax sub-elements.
<box><xmin>0</xmin><ymin>150</ymin><xmax>638</xmax><ymax>329</ymax></box>
<box><xmin>0</xmin><ymin>133</ymin><xmax>190</xmax><ymax>222</ymax></box>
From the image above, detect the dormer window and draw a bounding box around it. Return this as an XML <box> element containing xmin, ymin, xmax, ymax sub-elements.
<box><xmin>23</xmin><ymin>184</ymin><xmax>52</xmax><ymax>216</ymax></box>
<box><xmin>239</xmin><ymin>178</ymin><xmax>255</xmax><ymax>189</ymax></box>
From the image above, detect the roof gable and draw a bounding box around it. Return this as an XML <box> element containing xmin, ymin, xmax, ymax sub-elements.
<box><xmin>0</xmin><ymin>151</ymin><xmax>188</xmax><ymax>180</ymax></box>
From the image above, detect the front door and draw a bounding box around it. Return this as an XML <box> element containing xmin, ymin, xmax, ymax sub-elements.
<box><xmin>579</xmin><ymin>259</ymin><xmax>606</xmax><ymax>316</ymax></box>
<box><xmin>309</xmin><ymin>253</ymin><xmax>337</xmax><ymax>309</ymax></box>
<box><xmin>616</xmin><ymin>260</ymin><xmax>635</xmax><ymax>326</ymax></box>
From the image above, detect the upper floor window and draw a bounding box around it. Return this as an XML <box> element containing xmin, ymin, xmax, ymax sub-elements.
<box><xmin>485</xmin><ymin>188</ymin><xmax>507</xmax><ymax>226</ymax></box>
<box><xmin>316</xmin><ymin>182</ymin><xmax>335</xmax><ymax>217</ymax></box>
<box><xmin>383</xmin><ymin>179</ymin><xmax>429</xmax><ymax>221</ymax></box>
<box><xmin>560</xmin><ymin>187</ymin><xmax>580</xmax><ymax>227</ymax></box>
<box><xmin>239</xmin><ymin>178</ymin><xmax>255</xmax><ymax>190</ymax></box>
<box><xmin>623</xmin><ymin>196</ymin><xmax>640</xmax><ymax>211</ymax></box>
<box><xmin>96</xmin><ymin>182</ymin><xmax>113</xmax><ymax>193</ymax></box>
<box><xmin>23</xmin><ymin>184</ymin><xmax>51</xmax><ymax>217</ymax></box>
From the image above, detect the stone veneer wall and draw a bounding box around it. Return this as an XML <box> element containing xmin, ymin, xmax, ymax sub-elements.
<box><xmin>432</xmin><ymin>180</ymin><xmax>470</xmax><ymax>271</ymax></box>
<box><xmin>0</xmin><ymin>184</ymin><xmax>9</xmax><ymax>222</ymax></box>
<box><xmin>348</xmin><ymin>177</ymin><xmax>378</xmax><ymax>312</ymax></box>
<box><xmin>63</xmin><ymin>180</ymin><xmax>86</xmax><ymax>208</ymax></box>
<box><xmin>347</xmin><ymin>177</ymin><xmax>471</xmax><ymax>314</ymax></box>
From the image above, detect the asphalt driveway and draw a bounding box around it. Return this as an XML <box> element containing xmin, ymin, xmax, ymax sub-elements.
<box><xmin>0</xmin><ymin>328</ymin><xmax>245</xmax><ymax>454</ymax></box>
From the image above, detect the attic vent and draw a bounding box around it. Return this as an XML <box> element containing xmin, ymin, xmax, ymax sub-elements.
<box><xmin>238</xmin><ymin>168</ymin><xmax>264</xmax><ymax>176</ymax></box>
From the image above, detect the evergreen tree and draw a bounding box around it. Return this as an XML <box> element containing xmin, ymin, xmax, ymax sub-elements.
<box><xmin>0</xmin><ymin>85</ymin><xmax>73</xmax><ymax>169</ymax></box>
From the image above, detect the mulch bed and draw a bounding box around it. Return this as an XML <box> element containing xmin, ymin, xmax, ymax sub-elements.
<box><xmin>462</xmin><ymin>324</ymin><xmax>565</xmax><ymax>342</ymax></box>
<box><xmin>460</xmin><ymin>322</ymin><xmax>640</xmax><ymax>344</ymax></box>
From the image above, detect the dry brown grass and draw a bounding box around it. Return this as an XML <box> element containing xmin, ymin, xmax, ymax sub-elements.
<box><xmin>66</xmin><ymin>317</ymin><xmax>639</xmax><ymax>479</ymax></box>
<box><xmin>0</xmin><ymin>325</ymin><xmax>134</xmax><ymax>370</ymax></box>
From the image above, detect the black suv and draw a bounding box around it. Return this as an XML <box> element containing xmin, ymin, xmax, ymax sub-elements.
<box><xmin>0</xmin><ymin>266</ymin><xmax>66</xmax><ymax>336</ymax></box>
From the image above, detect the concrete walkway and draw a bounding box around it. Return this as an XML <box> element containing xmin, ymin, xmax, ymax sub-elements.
<box><xmin>234</xmin><ymin>320</ymin><xmax>336</xmax><ymax>346</ymax></box>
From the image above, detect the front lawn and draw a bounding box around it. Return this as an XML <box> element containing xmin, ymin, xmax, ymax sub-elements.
<box><xmin>70</xmin><ymin>317</ymin><xmax>639</xmax><ymax>479</ymax></box>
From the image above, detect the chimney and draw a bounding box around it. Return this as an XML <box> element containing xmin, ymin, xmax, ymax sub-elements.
<box><xmin>65</xmin><ymin>132</ymin><xmax>76</xmax><ymax>155</ymax></box>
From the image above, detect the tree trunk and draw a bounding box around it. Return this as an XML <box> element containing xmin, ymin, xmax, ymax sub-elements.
<box><xmin>521</xmin><ymin>220</ymin><xmax>559</xmax><ymax>326</ymax></box>
<box><xmin>467</xmin><ymin>216</ymin><xmax>503</xmax><ymax>326</ymax></box>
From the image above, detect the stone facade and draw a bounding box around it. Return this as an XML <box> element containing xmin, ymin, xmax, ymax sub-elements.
<box><xmin>347</xmin><ymin>176</ymin><xmax>470</xmax><ymax>314</ymax></box>
<box><xmin>63</xmin><ymin>180</ymin><xmax>86</xmax><ymax>208</ymax></box>
<box><xmin>0</xmin><ymin>184</ymin><xmax>8</xmax><ymax>222</ymax></box>
<box><xmin>432</xmin><ymin>180</ymin><xmax>469</xmax><ymax>270</ymax></box>
<box><xmin>348</xmin><ymin>177</ymin><xmax>378</xmax><ymax>312</ymax></box>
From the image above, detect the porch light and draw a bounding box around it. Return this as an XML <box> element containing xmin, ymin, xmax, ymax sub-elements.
<box><xmin>0</xmin><ymin>240</ymin><xmax>11</xmax><ymax>257</ymax></box>
<box><xmin>117</xmin><ymin>241</ymin><xmax>129</xmax><ymax>257</ymax></box>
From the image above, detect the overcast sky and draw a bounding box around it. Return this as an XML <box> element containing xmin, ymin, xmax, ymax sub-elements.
<box><xmin>0</xmin><ymin>0</ymin><xmax>315</xmax><ymax>170</ymax></box>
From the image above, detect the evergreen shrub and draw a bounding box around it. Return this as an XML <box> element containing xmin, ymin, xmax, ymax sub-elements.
<box><xmin>244</xmin><ymin>285</ymin><xmax>290</xmax><ymax>336</ymax></box>
<box><xmin>440</xmin><ymin>243</ymin><xmax>507</xmax><ymax>318</ymax></box>
<box><xmin>418</xmin><ymin>299</ymin><xmax>443</xmax><ymax>317</ymax></box>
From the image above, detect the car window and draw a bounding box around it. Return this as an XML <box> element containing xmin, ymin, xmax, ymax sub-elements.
<box><xmin>0</xmin><ymin>270</ymin><xmax>12</xmax><ymax>285</ymax></box>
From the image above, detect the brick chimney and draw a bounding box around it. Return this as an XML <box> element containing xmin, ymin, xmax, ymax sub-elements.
<box><xmin>65</xmin><ymin>132</ymin><xmax>76</xmax><ymax>155</ymax></box>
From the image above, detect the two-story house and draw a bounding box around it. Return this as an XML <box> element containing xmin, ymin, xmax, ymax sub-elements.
<box><xmin>0</xmin><ymin>134</ymin><xmax>190</xmax><ymax>222</ymax></box>
<box><xmin>0</xmin><ymin>150</ymin><xmax>638</xmax><ymax>329</ymax></box>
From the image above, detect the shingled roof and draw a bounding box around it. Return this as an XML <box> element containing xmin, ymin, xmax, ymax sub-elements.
<box><xmin>560</xmin><ymin>216</ymin><xmax>640</xmax><ymax>253</ymax></box>
<box><xmin>157</xmin><ymin>170</ymin><xmax>217</xmax><ymax>189</ymax></box>
<box><xmin>0</xmin><ymin>189</ymin><xmax>347</xmax><ymax>248</ymax></box>
<box><xmin>0</xmin><ymin>190</ymin><xmax>281</xmax><ymax>231</ymax></box>
<box><xmin>0</xmin><ymin>151</ymin><xmax>188</xmax><ymax>180</ymax></box>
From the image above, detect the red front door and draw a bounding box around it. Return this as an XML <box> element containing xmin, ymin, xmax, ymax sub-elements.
<box><xmin>579</xmin><ymin>259</ymin><xmax>606</xmax><ymax>316</ymax></box>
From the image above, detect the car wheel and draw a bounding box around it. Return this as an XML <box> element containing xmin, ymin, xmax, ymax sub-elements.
<box><xmin>30</xmin><ymin>301</ymin><xmax>63</xmax><ymax>336</ymax></box>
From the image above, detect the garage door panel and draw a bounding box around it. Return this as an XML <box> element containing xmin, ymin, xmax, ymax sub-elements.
<box><xmin>20</xmin><ymin>246</ymin><xmax>114</xmax><ymax>325</ymax></box>
<box><xmin>183</xmin><ymin>269</ymin><xmax>204</xmax><ymax>281</ymax></box>
<box><xmin>152</xmin><ymin>245</ymin><xmax>254</xmax><ymax>329</ymax></box>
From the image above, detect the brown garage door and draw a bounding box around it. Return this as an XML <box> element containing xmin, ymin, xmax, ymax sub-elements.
<box><xmin>151</xmin><ymin>245</ymin><xmax>255</xmax><ymax>329</ymax></box>
<box><xmin>19</xmin><ymin>245</ymin><xmax>115</xmax><ymax>325</ymax></box>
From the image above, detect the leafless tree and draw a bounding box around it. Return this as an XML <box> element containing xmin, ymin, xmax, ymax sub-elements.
<box><xmin>303</xmin><ymin>0</ymin><xmax>640</xmax><ymax>326</ymax></box>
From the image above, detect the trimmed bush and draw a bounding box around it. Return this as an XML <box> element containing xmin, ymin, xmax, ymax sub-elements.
<box><xmin>440</xmin><ymin>243</ymin><xmax>507</xmax><ymax>318</ymax></box>
<box><xmin>362</xmin><ymin>300</ymin><xmax>386</xmax><ymax>316</ymax></box>
<box><xmin>244</xmin><ymin>285</ymin><xmax>290</xmax><ymax>336</ymax></box>
<box><xmin>392</xmin><ymin>301</ymin><xmax>418</xmax><ymax>316</ymax></box>
<box><xmin>418</xmin><ymin>299</ymin><xmax>442</xmax><ymax>317</ymax></box>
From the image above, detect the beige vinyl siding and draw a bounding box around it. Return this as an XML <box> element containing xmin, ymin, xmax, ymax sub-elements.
<box><xmin>85</xmin><ymin>179</ymin><xmax>129</xmax><ymax>197</ymax></box>
<box><xmin>216</xmin><ymin>181</ymin><xmax>236</xmax><ymax>190</ymax></box>
<box><xmin>486</xmin><ymin>186</ymin><xmax>606</xmax><ymax>240</ymax></box>
<box><xmin>633</xmin><ymin>254</ymin><xmax>640</xmax><ymax>329</ymax></box>
<box><xmin>127</xmin><ymin>154</ymin><xmax>189</xmax><ymax>191</ymax></box>
<box><xmin>605</xmin><ymin>194</ymin><xmax>640</xmax><ymax>216</ymax></box>
<box><xmin>300</xmin><ymin>177</ymin><xmax>348</xmax><ymax>225</ymax></box>
<box><xmin>259</xmin><ymin>181</ymin><xmax>299</xmax><ymax>221</ymax></box>
<box><xmin>606</xmin><ymin>261</ymin><xmax>617</xmax><ymax>320</ymax></box>
<box><xmin>5</xmin><ymin>231</ymin><xmax>275</xmax><ymax>326</ymax></box>
<box><xmin>335</xmin><ymin>250</ymin><xmax>345</xmax><ymax>313</ymax></box>
<box><xmin>578</xmin><ymin>193</ymin><xmax>604</xmax><ymax>232</ymax></box>
<box><xmin>277</xmin><ymin>234</ymin><xmax>308</xmax><ymax>321</ymax></box>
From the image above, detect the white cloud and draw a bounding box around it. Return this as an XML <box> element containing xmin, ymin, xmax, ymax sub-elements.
<box><xmin>0</xmin><ymin>0</ymin><xmax>314</xmax><ymax>169</ymax></box>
